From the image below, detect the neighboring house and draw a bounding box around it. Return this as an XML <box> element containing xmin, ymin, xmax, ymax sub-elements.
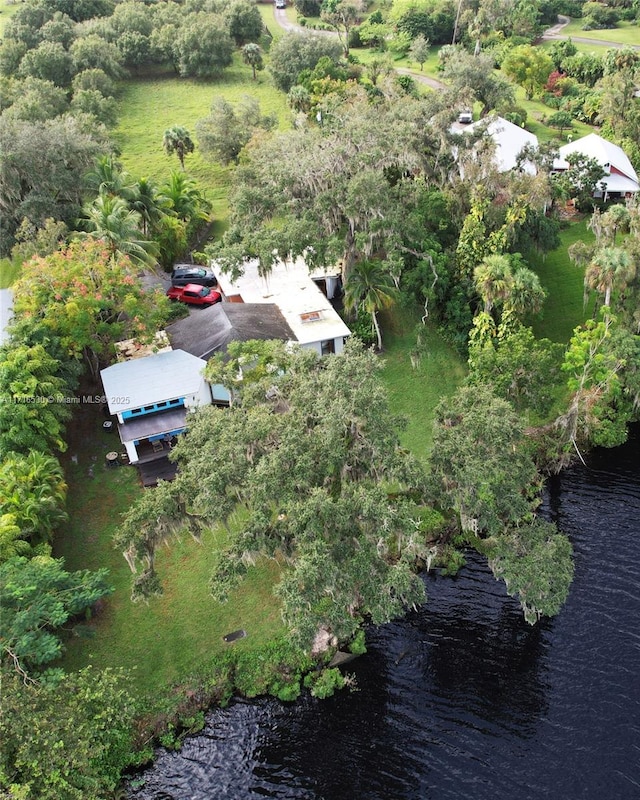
<box><xmin>214</xmin><ymin>258</ymin><xmax>351</xmax><ymax>357</ymax></box>
<box><xmin>100</xmin><ymin>348</ymin><xmax>211</xmax><ymax>467</ymax></box>
<box><xmin>452</xmin><ymin>115</ymin><xmax>539</xmax><ymax>176</ymax></box>
<box><xmin>166</xmin><ymin>302</ymin><xmax>296</xmax><ymax>404</ymax></box>
<box><xmin>553</xmin><ymin>133</ymin><xmax>640</xmax><ymax>200</ymax></box>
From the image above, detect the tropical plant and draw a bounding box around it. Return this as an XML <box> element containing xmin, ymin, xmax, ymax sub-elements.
<box><xmin>241</xmin><ymin>43</ymin><xmax>263</xmax><ymax>80</ymax></box>
<box><xmin>344</xmin><ymin>260</ymin><xmax>398</xmax><ymax>351</ymax></box>
<box><xmin>162</xmin><ymin>125</ymin><xmax>195</xmax><ymax>170</ymax></box>
<box><xmin>0</xmin><ymin>451</ymin><xmax>68</xmax><ymax>554</ymax></box>
<box><xmin>79</xmin><ymin>193</ymin><xmax>158</xmax><ymax>266</ymax></box>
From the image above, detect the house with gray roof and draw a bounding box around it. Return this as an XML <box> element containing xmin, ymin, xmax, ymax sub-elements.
<box><xmin>166</xmin><ymin>303</ymin><xmax>297</xmax><ymax>404</ymax></box>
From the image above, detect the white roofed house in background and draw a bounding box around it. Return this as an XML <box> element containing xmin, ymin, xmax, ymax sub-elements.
<box><xmin>452</xmin><ymin>115</ymin><xmax>539</xmax><ymax>177</ymax></box>
<box><xmin>214</xmin><ymin>258</ymin><xmax>351</xmax><ymax>357</ymax></box>
<box><xmin>553</xmin><ymin>133</ymin><xmax>640</xmax><ymax>201</ymax></box>
<box><xmin>100</xmin><ymin>349</ymin><xmax>211</xmax><ymax>484</ymax></box>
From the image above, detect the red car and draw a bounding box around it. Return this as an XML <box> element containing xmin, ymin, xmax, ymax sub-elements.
<box><xmin>166</xmin><ymin>283</ymin><xmax>222</xmax><ymax>307</ymax></box>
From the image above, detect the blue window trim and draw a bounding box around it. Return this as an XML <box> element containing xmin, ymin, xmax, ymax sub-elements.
<box><xmin>122</xmin><ymin>398</ymin><xmax>185</xmax><ymax>420</ymax></box>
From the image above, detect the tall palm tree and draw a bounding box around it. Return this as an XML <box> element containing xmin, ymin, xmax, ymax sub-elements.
<box><xmin>242</xmin><ymin>43</ymin><xmax>263</xmax><ymax>80</ymax></box>
<box><xmin>344</xmin><ymin>260</ymin><xmax>398</xmax><ymax>351</ymax></box>
<box><xmin>162</xmin><ymin>126</ymin><xmax>195</xmax><ymax>170</ymax></box>
<box><xmin>585</xmin><ymin>246</ymin><xmax>635</xmax><ymax>311</ymax></box>
<box><xmin>505</xmin><ymin>265</ymin><xmax>546</xmax><ymax>319</ymax></box>
<box><xmin>473</xmin><ymin>254</ymin><xmax>514</xmax><ymax>315</ymax></box>
<box><xmin>80</xmin><ymin>194</ymin><xmax>158</xmax><ymax>267</ymax></box>
<box><xmin>130</xmin><ymin>176</ymin><xmax>171</xmax><ymax>237</ymax></box>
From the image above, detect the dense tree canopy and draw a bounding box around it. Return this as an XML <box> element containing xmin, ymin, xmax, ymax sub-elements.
<box><xmin>11</xmin><ymin>239</ymin><xmax>169</xmax><ymax>374</ymax></box>
<box><xmin>116</xmin><ymin>340</ymin><xmax>432</xmax><ymax>647</ymax></box>
<box><xmin>0</xmin><ymin>555</ymin><xmax>113</xmax><ymax>677</ymax></box>
<box><xmin>0</xmin><ymin>666</ymin><xmax>136</xmax><ymax>800</ymax></box>
<box><xmin>0</xmin><ymin>115</ymin><xmax>107</xmax><ymax>253</ymax></box>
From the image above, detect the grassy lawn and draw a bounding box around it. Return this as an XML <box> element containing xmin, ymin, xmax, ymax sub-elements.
<box><xmin>528</xmin><ymin>218</ymin><xmax>595</xmax><ymax>343</ymax></box>
<box><xmin>510</xmin><ymin>85</ymin><xmax>594</xmax><ymax>144</ymax></box>
<box><xmin>380</xmin><ymin>307</ymin><xmax>467</xmax><ymax>461</ymax></box>
<box><xmin>113</xmin><ymin>59</ymin><xmax>291</xmax><ymax>226</ymax></box>
<box><xmin>54</xmin><ymin>415</ymin><xmax>284</xmax><ymax>696</ymax></box>
<box><xmin>0</xmin><ymin>0</ymin><xmax>19</xmax><ymax>37</ymax></box>
<box><xmin>560</xmin><ymin>19</ymin><xmax>640</xmax><ymax>46</ymax></box>
<box><xmin>0</xmin><ymin>257</ymin><xmax>20</xmax><ymax>288</ymax></box>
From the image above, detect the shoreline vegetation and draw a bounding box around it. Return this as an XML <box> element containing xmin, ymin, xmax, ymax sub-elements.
<box><xmin>1</xmin><ymin>0</ymin><xmax>639</xmax><ymax>796</ymax></box>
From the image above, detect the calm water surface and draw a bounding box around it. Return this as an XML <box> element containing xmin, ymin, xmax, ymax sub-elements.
<box><xmin>129</xmin><ymin>428</ymin><xmax>640</xmax><ymax>800</ymax></box>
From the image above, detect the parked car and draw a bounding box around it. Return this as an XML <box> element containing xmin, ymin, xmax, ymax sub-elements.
<box><xmin>275</xmin><ymin>0</ymin><xmax>286</xmax><ymax>8</ymax></box>
<box><xmin>458</xmin><ymin>110</ymin><xmax>473</xmax><ymax>124</ymax></box>
<box><xmin>166</xmin><ymin>284</ymin><xmax>222</xmax><ymax>307</ymax></box>
<box><xmin>170</xmin><ymin>264</ymin><xmax>218</xmax><ymax>288</ymax></box>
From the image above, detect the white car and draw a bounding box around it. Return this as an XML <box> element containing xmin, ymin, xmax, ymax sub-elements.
<box><xmin>275</xmin><ymin>0</ymin><xmax>286</xmax><ymax>8</ymax></box>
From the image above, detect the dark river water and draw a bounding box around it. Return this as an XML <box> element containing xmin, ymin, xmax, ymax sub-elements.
<box><xmin>129</xmin><ymin>428</ymin><xmax>640</xmax><ymax>800</ymax></box>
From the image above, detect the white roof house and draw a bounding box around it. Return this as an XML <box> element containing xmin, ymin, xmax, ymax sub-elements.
<box><xmin>100</xmin><ymin>349</ymin><xmax>211</xmax><ymax>469</ymax></box>
<box><xmin>453</xmin><ymin>115</ymin><xmax>539</xmax><ymax>175</ymax></box>
<box><xmin>214</xmin><ymin>258</ymin><xmax>351</xmax><ymax>356</ymax></box>
<box><xmin>553</xmin><ymin>134</ymin><xmax>639</xmax><ymax>198</ymax></box>
<box><xmin>101</xmin><ymin>349</ymin><xmax>209</xmax><ymax>416</ymax></box>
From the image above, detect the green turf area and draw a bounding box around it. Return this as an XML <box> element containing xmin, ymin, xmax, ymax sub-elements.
<box><xmin>0</xmin><ymin>258</ymin><xmax>20</xmax><ymax>289</ymax></box>
<box><xmin>380</xmin><ymin>307</ymin><xmax>467</xmax><ymax>460</ymax></box>
<box><xmin>527</xmin><ymin>218</ymin><xmax>595</xmax><ymax>343</ymax></box>
<box><xmin>560</xmin><ymin>19</ymin><xmax>640</xmax><ymax>46</ymax></box>
<box><xmin>508</xmin><ymin>85</ymin><xmax>594</xmax><ymax>144</ymax></box>
<box><xmin>0</xmin><ymin>0</ymin><xmax>19</xmax><ymax>37</ymax></box>
<box><xmin>113</xmin><ymin>60</ymin><xmax>290</xmax><ymax>225</ymax></box>
<box><xmin>54</xmin><ymin>418</ymin><xmax>284</xmax><ymax>695</ymax></box>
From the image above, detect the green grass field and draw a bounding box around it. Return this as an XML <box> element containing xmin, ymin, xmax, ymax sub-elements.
<box><xmin>528</xmin><ymin>218</ymin><xmax>595</xmax><ymax>342</ymax></box>
<box><xmin>113</xmin><ymin>58</ymin><xmax>290</xmax><ymax>225</ymax></box>
<box><xmin>380</xmin><ymin>307</ymin><xmax>467</xmax><ymax>460</ymax></box>
<box><xmin>55</xmin><ymin>418</ymin><xmax>283</xmax><ymax>696</ymax></box>
<box><xmin>560</xmin><ymin>19</ymin><xmax>640</xmax><ymax>46</ymax></box>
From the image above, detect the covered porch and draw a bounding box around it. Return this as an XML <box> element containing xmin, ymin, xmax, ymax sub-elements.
<box><xmin>117</xmin><ymin>408</ymin><xmax>187</xmax><ymax>464</ymax></box>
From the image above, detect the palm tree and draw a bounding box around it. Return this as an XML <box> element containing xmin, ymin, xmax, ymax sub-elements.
<box><xmin>130</xmin><ymin>176</ymin><xmax>171</xmax><ymax>237</ymax></box>
<box><xmin>162</xmin><ymin>125</ymin><xmax>195</xmax><ymax>170</ymax></box>
<box><xmin>585</xmin><ymin>246</ymin><xmax>635</xmax><ymax>311</ymax></box>
<box><xmin>473</xmin><ymin>254</ymin><xmax>514</xmax><ymax>315</ymax></box>
<box><xmin>242</xmin><ymin>43</ymin><xmax>263</xmax><ymax>80</ymax></box>
<box><xmin>505</xmin><ymin>265</ymin><xmax>546</xmax><ymax>319</ymax></box>
<box><xmin>599</xmin><ymin>205</ymin><xmax>630</xmax><ymax>246</ymax></box>
<box><xmin>161</xmin><ymin>171</ymin><xmax>210</xmax><ymax>224</ymax></box>
<box><xmin>344</xmin><ymin>260</ymin><xmax>398</xmax><ymax>351</ymax></box>
<box><xmin>80</xmin><ymin>194</ymin><xmax>158</xmax><ymax>267</ymax></box>
<box><xmin>85</xmin><ymin>155</ymin><xmax>135</xmax><ymax>200</ymax></box>
<box><xmin>0</xmin><ymin>451</ymin><xmax>68</xmax><ymax>546</ymax></box>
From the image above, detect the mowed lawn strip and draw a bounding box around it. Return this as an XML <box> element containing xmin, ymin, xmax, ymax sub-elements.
<box><xmin>528</xmin><ymin>218</ymin><xmax>595</xmax><ymax>343</ymax></box>
<box><xmin>55</xmin><ymin>424</ymin><xmax>283</xmax><ymax>695</ymax></box>
<box><xmin>559</xmin><ymin>19</ymin><xmax>640</xmax><ymax>46</ymax></box>
<box><xmin>380</xmin><ymin>307</ymin><xmax>467</xmax><ymax>461</ymax></box>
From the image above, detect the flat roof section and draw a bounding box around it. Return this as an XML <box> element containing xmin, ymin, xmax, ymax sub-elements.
<box><xmin>214</xmin><ymin>258</ymin><xmax>351</xmax><ymax>347</ymax></box>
